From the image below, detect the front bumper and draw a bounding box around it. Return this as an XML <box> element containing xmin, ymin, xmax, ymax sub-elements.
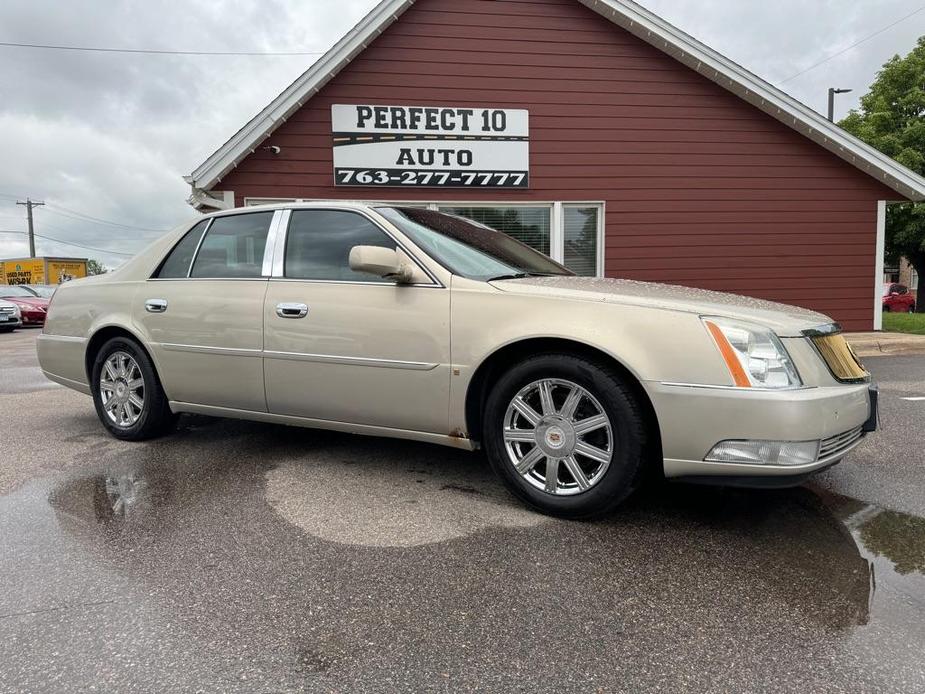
<box><xmin>21</xmin><ymin>311</ymin><xmax>46</xmax><ymax>325</ymax></box>
<box><xmin>645</xmin><ymin>380</ymin><xmax>874</xmax><ymax>481</ymax></box>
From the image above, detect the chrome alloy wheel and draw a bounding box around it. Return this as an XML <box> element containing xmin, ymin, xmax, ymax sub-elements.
<box><xmin>503</xmin><ymin>378</ymin><xmax>614</xmax><ymax>496</ymax></box>
<box><xmin>99</xmin><ymin>351</ymin><xmax>145</xmax><ymax>428</ymax></box>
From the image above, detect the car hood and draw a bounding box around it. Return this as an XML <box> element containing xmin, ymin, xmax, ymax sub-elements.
<box><xmin>1</xmin><ymin>296</ymin><xmax>48</xmax><ymax>308</ymax></box>
<box><xmin>489</xmin><ymin>276</ymin><xmax>832</xmax><ymax>336</ymax></box>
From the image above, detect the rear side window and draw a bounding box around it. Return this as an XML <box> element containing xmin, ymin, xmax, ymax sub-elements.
<box><xmin>155</xmin><ymin>220</ymin><xmax>208</xmax><ymax>278</ymax></box>
<box><xmin>190</xmin><ymin>212</ymin><xmax>274</xmax><ymax>279</ymax></box>
<box><xmin>284</xmin><ymin>210</ymin><xmax>396</xmax><ymax>282</ymax></box>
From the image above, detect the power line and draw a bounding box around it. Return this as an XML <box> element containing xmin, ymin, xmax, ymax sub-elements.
<box><xmin>5</xmin><ymin>194</ymin><xmax>167</xmax><ymax>232</ymax></box>
<box><xmin>0</xmin><ymin>230</ymin><xmax>135</xmax><ymax>256</ymax></box>
<box><xmin>43</xmin><ymin>203</ymin><xmax>167</xmax><ymax>233</ymax></box>
<box><xmin>0</xmin><ymin>41</ymin><xmax>325</xmax><ymax>57</ymax></box>
<box><xmin>780</xmin><ymin>4</ymin><xmax>925</xmax><ymax>83</ymax></box>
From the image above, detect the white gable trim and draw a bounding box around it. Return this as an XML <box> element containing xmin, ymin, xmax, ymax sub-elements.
<box><xmin>185</xmin><ymin>0</ymin><xmax>925</xmax><ymax>203</ymax></box>
<box><xmin>184</xmin><ymin>0</ymin><xmax>415</xmax><ymax>193</ymax></box>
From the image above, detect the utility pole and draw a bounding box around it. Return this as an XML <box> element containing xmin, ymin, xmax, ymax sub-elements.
<box><xmin>15</xmin><ymin>198</ymin><xmax>44</xmax><ymax>258</ymax></box>
<box><xmin>827</xmin><ymin>87</ymin><xmax>852</xmax><ymax>122</ymax></box>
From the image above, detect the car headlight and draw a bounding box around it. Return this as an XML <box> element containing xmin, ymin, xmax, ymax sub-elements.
<box><xmin>702</xmin><ymin>317</ymin><xmax>801</xmax><ymax>389</ymax></box>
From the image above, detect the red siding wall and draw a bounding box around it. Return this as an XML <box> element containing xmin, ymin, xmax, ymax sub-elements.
<box><xmin>218</xmin><ymin>0</ymin><xmax>897</xmax><ymax>331</ymax></box>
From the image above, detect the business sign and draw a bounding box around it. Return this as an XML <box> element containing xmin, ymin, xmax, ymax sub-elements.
<box><xmin>332</xmin><ymin>104</ymin><xmax>529</xmax><ymax>188</ymax></box>
<box><xmin>2</xmin><ymin>259</ymin><xmax>44</xmax><ymax>285</ymax></box>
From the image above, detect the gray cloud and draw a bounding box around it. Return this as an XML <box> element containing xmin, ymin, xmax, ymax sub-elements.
<box><xmin>0</xmin><ymin>0</ymin><xmax>922</xmax><ymax>268</ymax></box>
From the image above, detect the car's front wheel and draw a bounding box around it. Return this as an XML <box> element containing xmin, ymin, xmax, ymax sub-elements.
<box><xmin>91</xmin><ymin>336</ymin><xmax>176</xmax><ymax>441</ymax></box>
<box><xmin>482</xmin><ymin>354</ymin><xmax>647</xmax><ymax>519</ymax></box>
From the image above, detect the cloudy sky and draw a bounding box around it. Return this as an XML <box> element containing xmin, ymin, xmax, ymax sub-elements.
<box><xmin>0</xmin><ymin>0</ymin><xmax>922</xmax><ymax>268</ymax></box>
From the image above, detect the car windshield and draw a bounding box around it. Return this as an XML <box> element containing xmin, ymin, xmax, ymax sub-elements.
<box><xmin>26</xmin><ymin>285</ymin><xmax>56</xmax><ymax>297</ymax></box>
<box><xmin>377</xmin><ymin>207</ymin><xmax>572</xmax><ymax>281</ymax></box>
<box><xmin>0</xmin><ymin>285</ymin><xmax>38</xmax><ymax>297</ymax></box>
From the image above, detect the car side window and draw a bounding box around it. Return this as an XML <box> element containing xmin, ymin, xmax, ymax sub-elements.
<box><xmin>897</xmin><ymin>285</ymin><xmax>908</xmax><ymax>295</ymax></box>
<box><xmin>284</xmin><ymin>210</ymin><xmax>397</xmax><ymax>282</ymax></box>
<box><xmin>155</xmin><ymin>220</ymin><xmax>209</xmax><ymax>278</ymax></box>
<box><xmin>190</xmin><ymin>212</ymin><xmax>274</xmax><ymax>279</ymax></box>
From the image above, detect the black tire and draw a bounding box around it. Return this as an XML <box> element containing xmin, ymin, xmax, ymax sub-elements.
<box><xmin>0</xmin><ymin>327</ymin><xmax>14</xmax><ymax>333</ymax></box>
<box><xmin>883</xmin><ymin>305</ymin><xmax>891</xmax><ymax>313</ymax></box>
<box><xmin>91</xmin><ymin>336</ymin><xmax>176</xmax><ymax>441</ymax></box>
<box><xmin>482</xmin><ymin>353</ymin><xmax>647</xmax><ymax>520</ymax></box>
<box><xmin>909</xmin><ymin>305</ymin><xmax>916</xmax><ymax>314</ymax></box>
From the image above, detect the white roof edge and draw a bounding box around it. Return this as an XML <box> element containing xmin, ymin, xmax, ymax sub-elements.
<box><xmin>186</xmin><ymin>0</ymin><xmax>925</xmax><ymax>202</ymax></box>
<box><xmin>185</xmin><ymin>0</ymin><xmax>414</xmax><ymax>192</ymax></box>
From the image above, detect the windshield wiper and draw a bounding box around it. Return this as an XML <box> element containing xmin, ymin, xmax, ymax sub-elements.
<box><xmin>487</xmin><ymin>273</ymin><xmax>531</xmax><ymax>282</ymax></box>
<box><xmin>487</xmin><ymin>272</ymin><xmax>564</xmax><ymax>281</ymax></box>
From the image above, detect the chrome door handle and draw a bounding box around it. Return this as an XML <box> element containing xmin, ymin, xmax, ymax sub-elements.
<box><xmin>145</xmin><ymin>299</ymin><xmax>168</xmax><ymax>313</ymax></box>
<box><xmin>276</xmin><ymin>302</ymin><xmax>308</xmax><ymax>319</ymax></box>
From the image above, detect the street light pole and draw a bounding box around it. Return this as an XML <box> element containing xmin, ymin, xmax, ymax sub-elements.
<box><xmin>827</xmin><ymin>87</ymin><xmax>853</xmax><ymax>122</ymax></box>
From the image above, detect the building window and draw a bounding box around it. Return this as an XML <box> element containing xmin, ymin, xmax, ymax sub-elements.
<box><xmin>563</xmin><ymin>206</ymin><xmax>600</xmax><ymax>277</ymax></box>
<box><xmin>438</xmin><ymin>203</ymin><xmax>603</xmax><ymax>277</ymax></box>
<box><xmin>439</xmin><ymin>206</ymin><xmax>551</xmax><ymax>256</ymax></box>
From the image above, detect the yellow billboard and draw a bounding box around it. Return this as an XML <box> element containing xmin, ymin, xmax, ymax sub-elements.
<box><xmin>0</xmin><ymin>257</ymin><xmax>88</xmax><ymax>285</ymax></box>
<box><xmin>2</xmin><ymin>259</ymin><xmax>46</xmax><ymax>285</ymax></box>
<box><xmin>47</xmin><ymin>260</ymin><xmax>87</xmax><ymax>283</ymax></box>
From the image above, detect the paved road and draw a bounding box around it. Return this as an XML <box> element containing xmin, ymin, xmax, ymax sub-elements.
<box><xmin>2</xmin><ymin>329</ymin><xmax>925</xmax><ymax>693</ymax></box>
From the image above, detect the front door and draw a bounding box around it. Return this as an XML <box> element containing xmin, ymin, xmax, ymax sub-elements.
<box><xmin>137</xmin><ymin>210</ymin><xmax>275</xmax><ymax>411</ymax></box>
<box><xmin>263</xmin><ymin>208</ymin><xmax>450</xmax><ymax>434</ymax></box>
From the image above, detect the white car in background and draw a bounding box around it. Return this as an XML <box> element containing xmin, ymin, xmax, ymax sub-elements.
<box><xmin>0</xmin><ymin>299</ymin><xmax>22</xmax><ymax>332</ymax></box>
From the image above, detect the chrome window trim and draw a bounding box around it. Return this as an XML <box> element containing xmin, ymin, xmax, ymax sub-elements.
<box><xmin>147</xmin><ymin>217</ymin><xmax>212</xmax><ymax>281</ymax></box>
<box><xmin>261</xmin><ymin>210</ymin><xmax>287</xmax><ymax>277</ymax></box>
<box><xmin>270</xmin><ymin>209</ymin><xmax>291</xmax><ymax>277</ymax></box>
<box><xmin>186</xmin><ymin>217</ymin><xmax>214</xmax><ymax>278</ymax></box>
<box><xmin>274</xmin><ymin>206</ymin><xmax>444</xmax><ymax>288</ymax></box>
<box><xmin>146</xmin><ymin>277</ymin><xmax>270</xmax><ymax>283</ymax></box>
<box><xmin>186</xmin><ymin>209</ymin><xmax>276</xmax><ymax>281</ymax></box>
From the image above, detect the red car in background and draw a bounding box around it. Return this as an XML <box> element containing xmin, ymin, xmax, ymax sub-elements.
<box><xmin>882</xmin><ymin>283</ymin><xmax>916</xmax><ymax>313</ymax></box>
<box><xmin>0</xmin><ymin>285</ymin><xmax>49</xmax><ymax>325</ymax></box>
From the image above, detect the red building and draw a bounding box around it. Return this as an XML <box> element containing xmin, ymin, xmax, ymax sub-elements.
<box><xmin>185</xmin><ymin>0</ymin><xmax>925</xmax><ymax>331</ymax></box>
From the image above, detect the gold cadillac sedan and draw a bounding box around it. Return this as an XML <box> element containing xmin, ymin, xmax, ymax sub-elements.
<box><xmin>37</xmin><ymin>202</ymin><xmax>877</xmax><ymax>518</ymax></box>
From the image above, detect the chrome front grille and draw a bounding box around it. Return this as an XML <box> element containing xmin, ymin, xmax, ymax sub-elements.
<box><xmin>819</xmin><ymin>427</ymin><xmax>863</xmax><ymax>460</ymax></box>
<box><xmin>0</xmin><ymin>306</ymin><xmax>15</xmax><ymax>313</ymax></box>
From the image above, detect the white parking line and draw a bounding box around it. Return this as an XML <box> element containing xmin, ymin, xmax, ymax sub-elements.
<box><xmin>901</xmin><ymin>396</ymin><xmax>925</xmax><ymax>401</ymax></box>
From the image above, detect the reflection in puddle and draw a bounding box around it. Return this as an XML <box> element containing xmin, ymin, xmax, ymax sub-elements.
<box><xmin>46</xmin><ymin>460</ymin><xmax>925</xmax><ymax>631</ymax></box>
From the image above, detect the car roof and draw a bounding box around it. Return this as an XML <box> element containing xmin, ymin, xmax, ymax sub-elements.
<box><xmin>203</xmin><ymin>200</ymin><xmax>380</xmax><ymax>219</ymax></box>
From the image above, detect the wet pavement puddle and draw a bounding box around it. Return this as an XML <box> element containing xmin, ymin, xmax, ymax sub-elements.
<box><xmin>3</xmin><ymin>419</ymin><xmax>925</xmax><ymax>691</ymax></box>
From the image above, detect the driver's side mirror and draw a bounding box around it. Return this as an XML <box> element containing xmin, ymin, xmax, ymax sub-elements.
<box><xmin>349</xmin><ymin>245</ymin><xmax>414</xmax><ymax>284</ymax></box>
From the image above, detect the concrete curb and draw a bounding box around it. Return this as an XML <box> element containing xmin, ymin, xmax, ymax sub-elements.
<box><xmin>846</xmin><ymin>332</ymin><xmax>925</xmax><ymax>358</ymax></box>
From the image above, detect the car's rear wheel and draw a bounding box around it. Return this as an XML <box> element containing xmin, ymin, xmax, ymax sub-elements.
<box><xmin>91</xmin><ymin>336</ymin><xmax>175</xmax><ymax>441</ymax></box>
<box><xmin>883</xmin><ymin>305</ymin><xmax>891</xmax><ymax>313</ymax></box>
<box><xmin>482</xmin><ymin>354</ymin><xmax>647</xmax><ymax>519</ymax></box>
<box><xmin>908</xmin><ymin>305</ymin><xmax>916</xmax><ymax>314</ymax></box>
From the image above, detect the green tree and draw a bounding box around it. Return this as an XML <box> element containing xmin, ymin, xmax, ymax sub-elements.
<box><xmin>840</xmin><ymin>37</ymin><xmax>925</xmax><ymax>311</ymax></box>
<box><xmin>86</xmin><ymin>259</ymin><xmax>108</xmax><ymax>276</ymax></box>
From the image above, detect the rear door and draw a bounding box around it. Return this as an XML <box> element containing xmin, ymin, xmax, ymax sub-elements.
<box><xmin>263</xmin><ymin>208</ymin><xmax>451</xmax><ymax>433</ymax></box>
<box><xmin>137</xmin><ymin>210</ymin><xmax>276</xmax><ymax>411</ymax></box>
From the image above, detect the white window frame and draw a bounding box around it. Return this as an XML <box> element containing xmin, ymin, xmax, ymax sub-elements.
<box><xmin>242</xmin><ymin>197</ymin><xmax>605</xmax><ymax>277</ymax></box>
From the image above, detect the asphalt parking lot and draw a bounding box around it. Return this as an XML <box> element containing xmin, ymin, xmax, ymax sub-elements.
<box><xmin>2</xmin><ymin>328</ymin><xmax>925</xmax><ymax>693</ymax></box>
